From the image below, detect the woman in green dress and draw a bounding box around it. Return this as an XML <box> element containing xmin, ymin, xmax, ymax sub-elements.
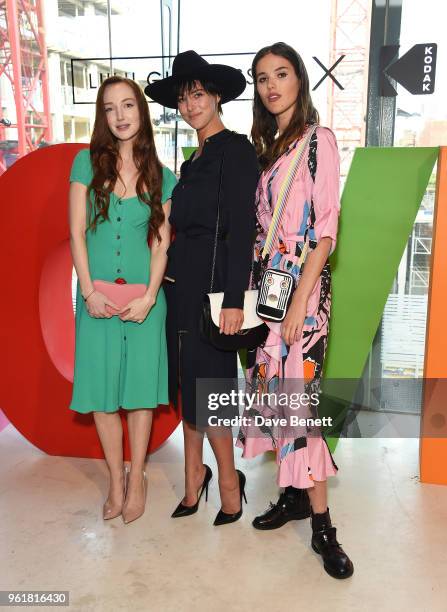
<box><xmin>69</xmin><ymin>76</ymin><xmax>177</xmax><ymax>524</ymax></box>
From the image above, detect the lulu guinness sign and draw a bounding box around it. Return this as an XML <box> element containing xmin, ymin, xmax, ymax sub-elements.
<box><xmin>69</xmin><ymin>54</ymin><xmax>255</xmax><ymax>104</ymax></box>
<box><xmin>70</xmin><ymin>52</ymin><xmax>346</xmax><ymax>104</ymax></box>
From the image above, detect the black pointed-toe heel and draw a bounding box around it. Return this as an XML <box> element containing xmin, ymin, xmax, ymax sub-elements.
<box><xmin>213</xmin><ymin>469</ymin><xmax>247</xmax><ymax>526</ymax></box>
<box><xmin>171</xmin><ymin>464</ymin><xmax>213</xmax><ymax>518</ymax></box>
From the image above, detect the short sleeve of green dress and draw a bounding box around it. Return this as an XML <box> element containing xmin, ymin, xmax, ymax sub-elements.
<box><xmin>70</xmin><ymin>148</ymin><xmax>91</xmax><ymax>186</ymax></box>
<box><xmin>69</xmin><ymin>149</ymin><xmax>178</xmax><ymax>413</ymax></box>
<box><xmin>161</xmin><ymin>166</ymin><xmax>177</xmax><ymax>203</ymax></box>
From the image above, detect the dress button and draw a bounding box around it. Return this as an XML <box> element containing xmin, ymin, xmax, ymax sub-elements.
<box><xmin>117</xmin><ymin>251</ymin><xmax>120</xmax><ymax>256</ymax></box>
<box><xmin>117</xmin><ymin>217</ymin><xmax>121</xmax><ymax>221</ymax></box>
<box><xmin>124</xmin><ymin>336</ymin><xmax>127</xmax><ymax>341</ymax></box>
<box><xmin>119</xmin><ymin>201</ymin><xmax>123</xmax><ymax>205</ymax></box>
<box><xmin>117</xmin><ymin>235</ymin><xmax>120</xmax><ymax>239</ymax></box>
<box><xmin>117</xmin><ymin>268</ymin><xmax>121</xmax><ymax>273</ymax></box>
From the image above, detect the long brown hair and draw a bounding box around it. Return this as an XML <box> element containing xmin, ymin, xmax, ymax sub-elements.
<box><xmin>88</xmin><ymin>76</ymin><xmax>164</xmax><ymax>241</ymax></box>
<box><xmin>251</xmin><ymin>42</ymin><xmax>319</xmax><ymax>170</ymax></box>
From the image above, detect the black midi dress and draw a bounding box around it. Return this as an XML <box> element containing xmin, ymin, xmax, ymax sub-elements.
<box><xmin>165</xmin><ymin>128</ymin><xmax>259</xmax><ymax>425</ymax></box>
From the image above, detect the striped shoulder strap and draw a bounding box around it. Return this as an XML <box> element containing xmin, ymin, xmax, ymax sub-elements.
<box><xmin>261</xmin><ymin>124</ymin><xmax>318</xmax><ymax>260</ymax></box>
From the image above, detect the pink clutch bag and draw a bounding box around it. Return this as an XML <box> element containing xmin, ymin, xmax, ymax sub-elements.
<box><xmin>93</xmin><ymin>280</ymin><xmax>147</xmax><ymax>315</ymax></box>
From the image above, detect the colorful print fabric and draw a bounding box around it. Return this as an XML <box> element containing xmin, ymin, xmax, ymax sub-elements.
<box><xmin>237</xmin><ymin>126</ymin><xmax>341</xmax><ymax>488</ymax></box>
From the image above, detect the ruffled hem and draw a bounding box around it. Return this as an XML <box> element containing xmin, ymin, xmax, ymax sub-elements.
<box><xmin>236</xmin><ymin>434</ymin><xmax>273</xmax><ymax>458</ymax></box>
<box><xmin>277</xmin><ymin>436</ymin><xmax>338</xmax><ymax>488</ymax></box>
<box><xmin>236</xmin><ymin>435</ymin><xmax>337</xmax><ymax>489</ymax></box>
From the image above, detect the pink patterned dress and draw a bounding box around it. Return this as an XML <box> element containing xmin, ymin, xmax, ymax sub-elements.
<box><xmin>237</xmin><ymin>126</ymin><xmax>340</xmax><ymax>488</ymax></box>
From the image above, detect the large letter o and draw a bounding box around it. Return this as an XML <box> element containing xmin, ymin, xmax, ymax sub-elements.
<box><xmin>0</xmin><ymin>145</ymin><xmax>180</xmax><ymax>458</ymax></box>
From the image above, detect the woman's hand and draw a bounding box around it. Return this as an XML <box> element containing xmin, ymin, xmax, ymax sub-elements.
<box><xmin>85</xmin><ymin>291</ymin><xmax>119</xmax><ymax>318</ymax></box>
<box><xmin>119</xmin><ymin>294</ymin><xmax>156</xmax><ymax>324</ymax></box>
<box><xmin>219</xmin><ymin>308</ymin><xmax>244</xmax><ymax>335</ymax></box>
<box><xmin>281</xmin><ymin>296</ymin><xmax>307</xmax><ymax>346</ymax></box>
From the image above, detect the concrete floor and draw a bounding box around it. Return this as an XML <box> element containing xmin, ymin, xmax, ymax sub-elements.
<box><xmin>1</xmin><ymin>422</ymin><xmax>446</xmax><ymax>612</ymax></box>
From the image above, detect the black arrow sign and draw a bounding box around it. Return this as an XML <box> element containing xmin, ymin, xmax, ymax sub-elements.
<box><xmin>385</xmin><ymin>43</ymin><xmax>437</xmax><ymax>95</ymax></box>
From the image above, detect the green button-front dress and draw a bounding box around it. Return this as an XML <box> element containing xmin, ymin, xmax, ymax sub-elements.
<box><xmin>69</xmin><ymin>148</ymin><xmax>177</xmax><ymax>414</ymax></box>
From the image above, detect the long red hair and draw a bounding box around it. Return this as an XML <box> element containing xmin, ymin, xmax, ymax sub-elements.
<box><xmin>88</xmin><ymin>76</ymin><xmax>164</xmax><ymax>241</ymax></box>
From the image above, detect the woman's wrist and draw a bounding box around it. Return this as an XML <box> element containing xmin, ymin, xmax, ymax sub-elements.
<box><xmin>291</xmin><ymin>289</ymin><xmax>309</xmax><ymax>308</ymax></box>
<box><xmin>143</xmin><ymin>290</ymin><xmax>157</xmax><ymax>304</ymax></box>
<box><xmin>82</xmin><ymin>286</ymin><xmax>95</xmax><ymax>301</ymax></box>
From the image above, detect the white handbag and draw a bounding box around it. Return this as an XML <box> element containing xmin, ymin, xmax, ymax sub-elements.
<box><xmin>207</xmin><ymin>290</ymin><xmax>265</xmax><ymax>329</ymax></box>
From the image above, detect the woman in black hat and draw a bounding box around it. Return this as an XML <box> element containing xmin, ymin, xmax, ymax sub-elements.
<box><xmin>146</xmin><ymin>51</ymin><xmax>258</xmax><ymax>525</ymax></box>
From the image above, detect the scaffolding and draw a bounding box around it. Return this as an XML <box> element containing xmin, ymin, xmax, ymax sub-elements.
<box><xmin>328</xmin><ymin>0</ymin><xmax>370</xmax><ymax>178</ymax></box>
<box><xmin>0</xmin><ymin>0</ymin><xmax>52</xmax><ymax>174</ymax></box>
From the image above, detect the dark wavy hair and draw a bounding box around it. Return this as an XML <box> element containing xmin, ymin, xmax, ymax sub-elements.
<box><xmin>251</xmin><ymin>42</ymin><xmax>319</xmax><ymax>170</ymax></box>
<box><xmin>88</xmin><ymin>76</ymin><xmax>164</xmax><ymax>241</ymax></box>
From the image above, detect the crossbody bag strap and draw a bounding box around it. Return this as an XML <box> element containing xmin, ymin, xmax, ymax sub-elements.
<box><xmin>261</xmin><ymin>124</ymin><xmax>318</xmax><ymax>263</ymax></box>
<box><xmin>297</xmin><ymin>126</ymin><xmax>319</xmax><ymax>272</ymax></box>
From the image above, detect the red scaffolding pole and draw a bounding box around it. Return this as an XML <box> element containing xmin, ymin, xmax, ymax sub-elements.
<box><xmin>0</xmin><ymin>0</ymin><xmax>52</xmax><ymax>174</ymax></box>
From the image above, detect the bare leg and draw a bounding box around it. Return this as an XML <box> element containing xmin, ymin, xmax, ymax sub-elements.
<box><xmin>207</xmin><ymin>426</ymin><xmax>239</xmax><ymax>514</ymax></box>
<box><xmin>307</xmin><ymin>479</ymin><xmax>328</xmax><ymax>514</ymax></box>
<box><xmin>93</xmin><ymin>411</ymin><xmax>125</xmax><ymax>513</ymax></box>
<box><xmin>182</xmin><ymin>420</ymin><xmax>206</xmax><ymax>506</ymax></box>
<box><xmin>124</xmin><ymin>408</ymin><xmax>153</xmax><ymax>516</ymax></box>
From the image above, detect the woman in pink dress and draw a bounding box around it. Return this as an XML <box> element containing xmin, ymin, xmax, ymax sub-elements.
<box><xmin>237</xmin><ymin>42</ymin><xmax>353</xmax><ymax>579</ymax></box>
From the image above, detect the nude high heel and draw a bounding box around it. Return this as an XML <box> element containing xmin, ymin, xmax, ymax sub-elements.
<box><xmin>122</xmin><ymin>470</ymin><xmax>147</xmax><ymax>524</ymax></box>
<box><xmin>103</xmin><ymin>465</ymin><xmax>128</xmax><ymax>520</ymax></box>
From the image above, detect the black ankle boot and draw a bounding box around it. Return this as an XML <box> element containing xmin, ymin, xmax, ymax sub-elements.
<box><xmin>311</xmin><ymin>508</ymin><xmax>354</xmax><ymax>579</ymax></box>
<box><xmin>252</xmin><ymin>487</ymin><xmax>310</xmax><ymax>530</ymax></box>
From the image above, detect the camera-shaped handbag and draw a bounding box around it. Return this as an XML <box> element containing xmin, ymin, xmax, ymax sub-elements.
<box><xmin>256</xmin><ymin>269</ymin><xmax>295</xmax><ymax>322</ymax></box>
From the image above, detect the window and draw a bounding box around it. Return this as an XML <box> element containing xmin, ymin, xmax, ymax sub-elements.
<box><xmin>58</xmin><ymin>1</ymin><xmax>85</xmax><ymax>18</ymax></box>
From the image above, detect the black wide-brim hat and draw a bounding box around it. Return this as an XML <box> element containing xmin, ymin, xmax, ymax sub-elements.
<box><xmin>145</xmin><ymin>50</ymin><xmax>246</xmax><ymax>109</ymax></box>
